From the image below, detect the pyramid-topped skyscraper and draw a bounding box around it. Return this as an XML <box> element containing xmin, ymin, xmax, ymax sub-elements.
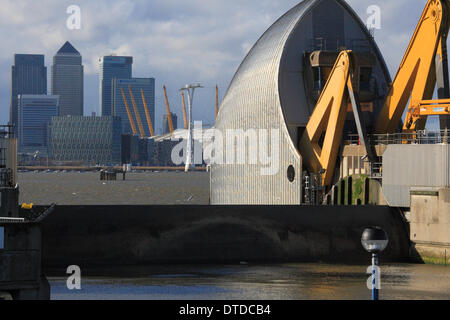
<box><xmin>51</xmin><ymin>41</ymin><xmax>83</xmax><ymax>116</ymax></box>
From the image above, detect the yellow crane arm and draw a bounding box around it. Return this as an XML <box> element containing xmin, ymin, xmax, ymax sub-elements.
<box><xmin>375</xmin><ymin>0</ymin><xmax>450</xmax><ymax>133</ymax></box>
<box><xmin>128</xmin><ymin>86</ymin><xmax>146</xmax><ymax>138</ymax></box>
<box><xmin>120</xmin><ymin>87</ymin><xmax>138</xmax><ymax>135</ymax></box>
<box><xmin>181</xmin><ymin>91</ymin><xmax>188</xmax><ymax>130</ymax></box>
<box><xmin>163</xmin><ymin>85</ymin><xmax>175</xmax><ymax>134</ymax></box>
<box><xmin>299</xmin><ymin>51</ymin><xmax>354</xmax><ymax>187</ymax></box>
<box><xmin>140</xmin><ymin>89</ymin><xmax>155</xmax><ymax>137</ymax></box>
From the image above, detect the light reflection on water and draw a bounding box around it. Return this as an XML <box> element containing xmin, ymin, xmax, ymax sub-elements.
<box><xmin>49</xmin><ymin>263</ymin><xmax>450</xmax><ymax>300</ymax></box>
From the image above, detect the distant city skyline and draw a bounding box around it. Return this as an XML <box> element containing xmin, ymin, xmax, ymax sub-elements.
<box><xmin>0</xmin><ymin>0</ymin><xmax>444</xmax><ymax>130</ymax></box>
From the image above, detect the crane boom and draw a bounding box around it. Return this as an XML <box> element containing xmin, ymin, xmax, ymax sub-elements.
<box><xmin>128</xmin><ymin>86</ymin><xmax>146</xmax><ymax>138</ymax></box>
<box><xmin>375</xmin><ymin>0</ymin><xmax>450</xmax><ymax>133</ymax></box>
<box><xmin>163</xmin><ymin>85</ymin><xmax>175</xmax><ymax>134</ymax></box>
<box><xmin>120</xmin><ymin>87</ymin><xmax>138</xmax><ymax>135</ymax></box>
<box><xmin>140</xmin><ymin>89</ymin><xmax>155</xmax><ymax>137</ymax></box>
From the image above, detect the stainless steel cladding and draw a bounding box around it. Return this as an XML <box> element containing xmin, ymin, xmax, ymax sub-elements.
<box><xmin>211</xmin><ymin>0</ymin><xmax>390</xmax><ymax>205</ymax></box>
<box><xmin>382</xmin><ymin>144</ymin><xmax>450</xmax><ymax>208</ymax></box>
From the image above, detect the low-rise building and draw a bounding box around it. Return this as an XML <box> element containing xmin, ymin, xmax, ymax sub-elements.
<box><xmin>49</xmin><ymin>116</ymin><xmax>121</xmax><ymax>165</ymax></box>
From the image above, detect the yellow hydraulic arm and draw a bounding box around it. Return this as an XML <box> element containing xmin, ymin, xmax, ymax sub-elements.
<box><xmin>120</xmin><ymin>87</ymin><xmax>138</xmax><ymax>136</ymax></box>
<box><xmin>128</xmin><ymin>86</ymin><xmax>146</xmax><ymax>138</ymax></box>
<box><xmin>375</xmin><ymin>0</ymin><xmax>450</xmax><ymax>133</ymax></box>
<box><xmin>140</xmin><ymin>89</ymin><xmax>155</xmax><ymax>137</ymax></box>
<box><xmin>299</xmin><ymin>51</ymin><xmax>370</xmax><ymax>187</ymax></box>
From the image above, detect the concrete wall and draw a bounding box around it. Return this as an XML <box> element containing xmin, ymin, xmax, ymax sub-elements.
<box><xmin>410</xmin><ymin>188</ymin><xmax>450</xmax><ymax>265</ymax></box>
<box><xmin>40</xmin><ymin>205</ymin><xmax>410</xmax><ymax>269</ymax></box>
<box><xmin>0</xmin><ymin>222</ymin><xmax>50</xmax><ymax>299</ymax></box>
<box><xmin>382</xmin><ymin>144</ymin><xmax>450</xmax><ymax>208</ymax></box>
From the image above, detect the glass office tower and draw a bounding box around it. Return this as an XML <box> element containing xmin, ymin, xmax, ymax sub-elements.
<box><xmin>51</xmin><ymin>41</ymin><xmax>84</xmax><ymax>116</ymax></box>
<box><xmin>99</xmin><ymin>56</ymin><xmax>133</xmax><ymax>116</ymax></box>
<box><xmin>10</xmin><ymin>54</ymin><xmax>47</xmax><ymax>135</ymax></box>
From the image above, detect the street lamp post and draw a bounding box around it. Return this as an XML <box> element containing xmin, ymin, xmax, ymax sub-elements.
<box><xmin>361</xmin><ymin>227</ymin><xmax>389</xmax><ymax>301</ymax></box>
<box><xmin>180</xmin><ymin>83</ymin><xmax>203</xmax><ymax>172</ymax></box>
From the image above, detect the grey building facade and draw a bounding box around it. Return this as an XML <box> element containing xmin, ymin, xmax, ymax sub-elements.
<box><xmin>163</xmin><ymin>113</ymin><xmax>178</xmax><ymax>135</ymax></box>
<box><xmin>49</xmin><ymin>116</ymin><xmax>122</xmax><ymax>165</ymax></box>
<box><xmin>210</xmin><ymin>0</ymin><xmax>391</xmax><ymax>205</ymax></box>
<box><xmin>99</xmin><ymin>56</ymin><xmax>133</xmax><ymax>116</ymax></box>
<box><xmin>111</xmin><ymin>78</ymin><xmax>155</xmax><ymax>136</ymax></box>
<box><xmin>10</xmin><ymin>54</ymin><xmax>47</xmax><ymax>135</ymax></box>
<box><xmin>51</xmin><ymin>42</ymin><xmax>84</xmax><ymax>116</ymax></box>
<box><xmin>18</xmin><ymin>95</ymin><xmax>59</xmax><ymax>156</ymax></box>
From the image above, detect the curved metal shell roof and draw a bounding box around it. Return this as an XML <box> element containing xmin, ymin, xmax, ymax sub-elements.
<box><xmin>211</xmin><ymin>0</ymin><xmax>390</xmax><ymax>205</ymax></box>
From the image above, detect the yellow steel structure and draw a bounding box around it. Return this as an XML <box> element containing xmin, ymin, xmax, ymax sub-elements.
<box><xmin>140</xmin><ymin>89</ymin><xmax>155</xmax><ymax>137</ymax></box>
<box><xmin>405</xmin><ymin>99</ymin><xmax>450</xmax><ymax>129</ymax></box>
<box><xmin>301</xmin><ymin>0</ymin><xmax>450</xmax><ymax>187</ymax></box>
<box><xmin>181</xmin><ymin>90</ymin><xmax>188</xmax><ymax>129</ymax></box>
<box><xmin>299</xmin><ymin>51</ymin><xmax>356</xmax><ymax>187</ymax></box>
<box><xmin>128</xmin><ymin>86</ymin><xmax>146</xmax><ymax>138</ymax></box>
<box><xmin>163</xmin><ymin>85</ymin><xmax>175</xmax><ymax>134</ymax></box>
<box><xmin>120</xmin><ymin>87</ymin><xmax>138</xmax><ymax>136</ymax></box>
<box><xmin>375</xmin><ymin>0</ymin><xmax>450</xmax><ymax>133</ymax></box>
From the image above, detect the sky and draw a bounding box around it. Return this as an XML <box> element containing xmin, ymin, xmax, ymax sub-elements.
<box><xmin>0</xmin><ymin>0</ymin><xmax>440</xmax><ymax>133</ymax></box>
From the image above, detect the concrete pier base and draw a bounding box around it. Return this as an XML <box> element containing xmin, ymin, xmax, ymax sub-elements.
<box><xmin>40</xmin><ymin>205</ymin><xmax>410</xmax><ymax>269</ymax></box>
<box><xmin>410</xmin><ymin>188</ymin><xmax>450</xmax><ymax>265</ymax></box>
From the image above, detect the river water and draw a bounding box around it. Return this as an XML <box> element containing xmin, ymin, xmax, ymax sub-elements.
<box><xmin>48</xmin><ymin>263</ymin><xmax>450</xmax><ymax>300</ymax></box>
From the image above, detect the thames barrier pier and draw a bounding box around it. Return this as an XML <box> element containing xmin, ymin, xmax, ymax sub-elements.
<box><xmin>0</xmin><ymin>125</ymin><xmax>52</xmax><ymax>300</ymax></box>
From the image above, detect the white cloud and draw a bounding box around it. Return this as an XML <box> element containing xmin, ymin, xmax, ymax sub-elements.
<box><xmin>0</xmin><ymin>0</ymin><xmax>440</xmax><ymax>129</ymax></box>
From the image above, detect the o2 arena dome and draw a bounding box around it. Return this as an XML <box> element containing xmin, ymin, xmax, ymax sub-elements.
<box><xmin>210</xmin><ymin>0</ymin><xmax>391</xmax><ymax>205</ymax></box>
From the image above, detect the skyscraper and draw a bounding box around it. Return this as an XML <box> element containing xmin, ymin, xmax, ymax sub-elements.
<box><xmin>18</xmin><ymin>94</ymin><xmax>59</xmax><ymax>155</ymax></box>
<box><xmin>51</xmin><ymin>41</ymin><xmax>84</xmax><ymax>116</ymax></box>
<box><xmin>99</xmin><ymin>56</ymin><xmax>133</xmax><ymax>116</ymax></box>
<box><xmin>111</xmin><ymin>78</ymin><xmax>155</xmax><ymax>136</ymax></box>
<box><xmin>10</xmin><ymin>54</ymin><xmax>47</xmax><ymax>135</ymax></box>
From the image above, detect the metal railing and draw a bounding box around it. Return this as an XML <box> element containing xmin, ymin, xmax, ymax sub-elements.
<box><xmin>345</xmin><ymin>130</ymin><xmax>450</xmax><ymax>146</ymax></box>
<box><xmin>308</xmin><ymin>38</ymin><xmax>372</xmax><ymax>53</ymax></box>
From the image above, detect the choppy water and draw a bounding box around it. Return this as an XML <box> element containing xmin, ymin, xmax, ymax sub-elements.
<box><xmin>18</xmin><ymin>171</ymin><xmax>210</xmax><ymax>205</ymax></box>
<box><xmin>49</xmin><ymin>263</ymin><xmax>450</xmax><ymax>300</ymax></box>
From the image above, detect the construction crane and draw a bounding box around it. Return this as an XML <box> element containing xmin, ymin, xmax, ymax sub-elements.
<box><xmin>163</xmin><ymin>85</ymin><xmax>175</xmax><ymax>134</ymax></box>
<box><xmin>181</xmin><ymin>90</ymin><xmax>188</xmax><ymax>129</ymax></box>
<box><xmin>120</xmin><ymin>87</ymin><xmax>138</xmax><ymax>136</ymax></box>
<box><xmin>300</xmin><ymin>0</ymin><xmax>450</xmax><ymax>187</ymax></box>
<box><xmin>140</xmin><ymin>89</ymin><xmax>155</xmax><ymax>137</ymax></box>
<box><xmin>128</xmin><ymin>86</ymin><xmax>146</xmax><ymax>138</ymax></box>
